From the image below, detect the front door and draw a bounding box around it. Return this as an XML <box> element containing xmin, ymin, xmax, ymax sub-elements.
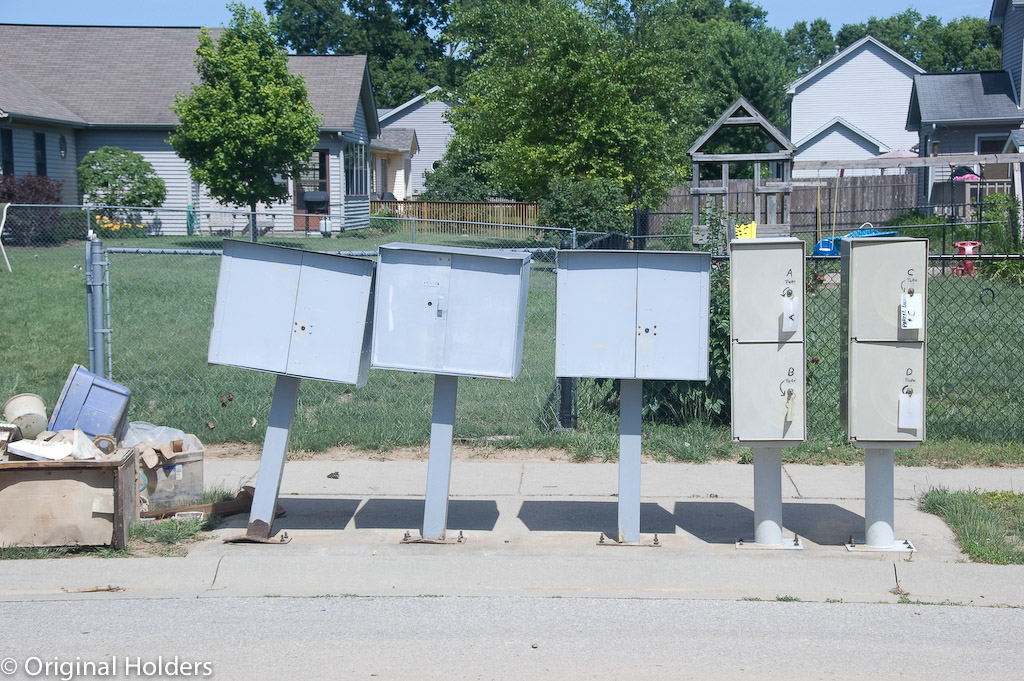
<box><xmin>293</xmin><ymin>149</ymin><xmax>329</xmax><ymax>231</ymax></box>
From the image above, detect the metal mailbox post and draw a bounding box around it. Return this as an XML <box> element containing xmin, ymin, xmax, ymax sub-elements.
<box><xmin>556</xmin><ymin>250</ymin><xmax>711</xmax><ymax>544</ymax></box>
<box><xmin>208</xmin><ymin>240</ymin><xmax>375</xmax><ymax>542</ymax></box>
<box><xmin>372</xmin><ymin>243</ymin><xmax>531</xmax><ymax>542</ymax></box>
<box><xmin>840</xmin><ymin>237</ymin><xmax>927</xmax><ymax>551</ymax></box>
<box><xmin>729</xmin><ymin>238</ymin><xmax>805</xmax><ymax>549</ymax></box>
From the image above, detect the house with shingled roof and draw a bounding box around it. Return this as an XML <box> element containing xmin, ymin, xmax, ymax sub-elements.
<box><xmin>906</xmin><ymin>1</ymin><xmax>1024</xmax><ymax>204</ymax></box>
<box><xmin>0</xmin><ymin>24</ymin><xmax>380</xmax><ymax>234</ymax></box>
<box><xmin>377</xmin><ymin>86</ymin><xmax>452</xmax><ymax>197</ymax></box>
<box><xmin>371</xmin><ymin>128</ymin><xmax>419</xmax><ymax>201</ymax></box>
<box><xmin>787</xmin><ymin>36</ymin><xmax>925</xmax><ymax>178</ymax></box>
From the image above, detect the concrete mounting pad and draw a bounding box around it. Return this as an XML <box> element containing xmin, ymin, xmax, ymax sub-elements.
<box><xmin>1</xmin><ymin>460</ymin><xmax>1022</xmax><ymax>607</ymax></box>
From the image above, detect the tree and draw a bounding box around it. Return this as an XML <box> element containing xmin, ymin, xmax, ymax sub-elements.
<box><xmin>266</xmin><ymin>0</ymin><xmax>456</xmax><ymax>107</ymax></box>
<box><xmin>835</xmin><ymin>10</ymin><xmax>1000</xmax><ymax>72</ymax></box>
<box><xmin>76</xmin><ymin>146</ymin><xmax>167</xmax><ymax>218</ymax></box>
<box><xmin>419</xmin><ymin>140</ymin><xmax>496</xmax><ymax>201</ymax></box>
<box><xmin>170</xmin><ymin>3</ymin><xmax>320</xmax><ymax>239</ymax></box>
<box><xmin>784</xmin><ymin>18</ymin><xmax>835</xmax><ymax>74</ymax></box>
<box><xmin>445</xmin><ymin>0</ymin><xmax>693</xmax><ymax>208</ymax></box>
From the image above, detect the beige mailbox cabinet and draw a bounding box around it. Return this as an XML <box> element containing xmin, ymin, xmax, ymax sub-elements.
<box><xmin>729</xmin><ymin>238</ymin><xmax>805</xmax><ymax>444</ymax></box>
<box><xmin>840</xmin><ymin>237</ymin><xmax>928</xmax><ymax>445</ymax></box>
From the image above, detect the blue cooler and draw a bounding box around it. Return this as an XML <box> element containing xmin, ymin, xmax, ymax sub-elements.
<box><xmin>47</xmin><ymin>364</ymin><xmax>131</xmax><ymax>442</ymax></box>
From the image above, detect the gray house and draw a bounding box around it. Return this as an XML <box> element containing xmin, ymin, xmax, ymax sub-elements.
<box><xmin>906</xmin><ymin>1</ymin><xmax>1024</xmax><ymax>203</ymax></box>
<box><xmin>787</xmin><ymin>36</ymin><xmax>924</xmax><ymax>178</ymax></box>
<box><xmin>0</xmin><ymin>24</ymin><xmax>379</xmax><ymax>234</ymax></box>
<box><xmin>377</xmin><ymin>86</ymin><xmax>453</xmax><ymax>197</ymax></box>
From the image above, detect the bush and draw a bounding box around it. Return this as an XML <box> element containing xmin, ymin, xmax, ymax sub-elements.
<box><xmin>0</xmin><ymin>174</ymin><xmax>70</xmax><ymax>246</ymax></box>
<box><xmin>539</xmin><ymin>177</ymin><xmax>631</xmax><ymax>234</ymax></box>
<box><xmin>368</xmin><ymin>209</ymin><xmax>400</xmax><ymax>233</ymax></box>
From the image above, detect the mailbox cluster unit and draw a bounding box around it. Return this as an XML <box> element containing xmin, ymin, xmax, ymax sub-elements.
<box><xmin>555</xmin><ymin>250</ymin><xmax>711</xmax><ymax>381</ymax></box>
<box><xmin>729</xmin><ymin>238</ymin><xmax>805</xmax><ymax>445</ymax></box>
<box><xmin>839</xmin><ymin>238</ymin><xmax>927</xmax><ymax>446</ymax></box>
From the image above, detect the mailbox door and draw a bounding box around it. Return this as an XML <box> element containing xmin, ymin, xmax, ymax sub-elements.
<box><xmin>286</xmin><ymin>251</ymin><xmax>373</xmax><ymax>384</ymax></box>
<box><xmin>731</xmin><ymin>342</ymin><xmax>805</xmax><ymax>442</ymax></box>
<box><xmin>372</xmin><ymin>249</ymin><xmax>451</xmax><ymax>372</ymax></box>
<box><xmin>443</xmin><ymin>254</ymin><xmax>525</xmax><ymax>379</ymax></box>
<box><xmin>730</xmin><ymin>241</ymin><xmax>804</xmax><ymax>343</ymax></box>
<box><xmin>208</xmin><ymin>241</ymin><xmax>302</xmax><ymax>374</ymax></box>
<box><xmin>635</xmin><ymin>253</ymin><xmax>710</xmax><ymax>380</ymax></box>
<box><xmin>555</xmin><ymin>252</ymin><xmax>638</xmax><ymax>378</ymax></box>
<box><xmin>847</xmin><ymin>341</ymin><xmax>925</xmax><ymax>443</ymax></box>
<box><xmin>845</xmin><ymin>240</ymin><xmax>927</xmax><ymax>342</ymax></box>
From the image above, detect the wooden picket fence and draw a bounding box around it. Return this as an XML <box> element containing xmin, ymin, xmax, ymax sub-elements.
<box><xmin>370</xmin><ymin>200</ymin><xmax>542</xmax><ymax>240</ymax></box>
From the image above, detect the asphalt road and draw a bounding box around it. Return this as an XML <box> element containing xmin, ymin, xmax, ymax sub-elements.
<box><xmin>1</xmin><ymin>595</ymin><xmax>1020</xmax><ymax>680</ymax></box>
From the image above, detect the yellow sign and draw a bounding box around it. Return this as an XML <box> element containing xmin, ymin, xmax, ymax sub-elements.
<box><xmin>735</xmin><ymin>221</ymin><xmax>757</xmax><ymax>239</ymax></box>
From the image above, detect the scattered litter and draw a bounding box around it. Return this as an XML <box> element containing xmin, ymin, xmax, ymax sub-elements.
<box><xmin>2</xmin><ymin>393</ymin><xmax>47</xmax><ymax>440</ymax></box>
<box><xmin>327</xmin><ymin>471</ymin><xmax>339</xmax><ymax>479</ymax></box>
<box><xmin>205</xmin><ymin>421</ymin><xmax>215</xmax><ymax>430</ymax></box>
<box><xmin>140</xmin><ymin>486</ymin><xmax>284</xmax><ymax>521</ymax></box>
<box><xmin>173</xmin><ymin>511</ymin><xmax>205</xmax><ymax>521</ymax></box>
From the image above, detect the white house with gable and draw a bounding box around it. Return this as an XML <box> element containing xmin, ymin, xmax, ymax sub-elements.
<box><xmin>787</xmin><ymin>36</ymin><xmax>925</xmax><ymax>178</ymax></box>
<box><xmin>377</xmin><ymin>86</ymin><xmax>453</xmax><ymax>197</ymax></box>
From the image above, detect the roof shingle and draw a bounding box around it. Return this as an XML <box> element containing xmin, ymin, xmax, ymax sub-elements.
<box><xmin>910</xmin><ymin>71</ymin><xmax>1023</xmax><ymax>125</ymax></box>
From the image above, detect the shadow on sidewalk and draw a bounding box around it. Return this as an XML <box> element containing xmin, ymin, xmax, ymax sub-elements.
<box><xmin>517</xmin><ymin>501</ymin><xmax>677</xmax><ymax>536</ymax></box>
<box><xmin>354</xmin><ymin>498</ymin><xmax>500</xmax><ymax>531</ymax></box>
<box><xmin>672</xmin><ymin>501</ymin><xmax>865</xmax><ymax>545</ymax></box>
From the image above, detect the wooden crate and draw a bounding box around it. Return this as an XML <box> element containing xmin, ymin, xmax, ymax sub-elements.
<box><xmin>0</xmin><ymin>452</ymin><xmax>137</xmax><ymax>549</ymax></box>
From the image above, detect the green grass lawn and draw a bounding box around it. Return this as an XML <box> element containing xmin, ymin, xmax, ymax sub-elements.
<box><xmin>920</xmin><ymin>488</ymin><xmax>1024</xmax><ymax>564</ymax></box>
<box><xmin>4</xmin><ymin>232</ymin><xmax>1024</xmax><ymax>465</ymax></box>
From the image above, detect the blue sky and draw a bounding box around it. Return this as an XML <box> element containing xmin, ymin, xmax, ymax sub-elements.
<box><xmin>0</xmin><ymin>1</ymin><xmax>997</xmax><ymax>31</ymax></box>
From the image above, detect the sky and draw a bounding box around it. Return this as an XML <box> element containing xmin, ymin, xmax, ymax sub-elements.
<box><xmin>0</xmin><ymin>1</ymin><xmax>998</xmax><ymax>31</ymax></box>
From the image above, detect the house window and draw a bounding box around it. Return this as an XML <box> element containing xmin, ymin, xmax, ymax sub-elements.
<box><xmin>344</xmin><ymin>140</ymin><xmax>368</xmax><ymax>196</ymax></box>
<box><xmin>34</xmin><ymin>132</ymin><xmax>46</xmax><ymax>176</ymax></box>
<box><xmin>0</xmin><ymin>129</ymin><xmax>12</xmax><ymax>176</ymax></box>
<box><xmin>977</xmin><ymin>135</ymin><xmax>1009</xmax><ymax>179</ymax></box>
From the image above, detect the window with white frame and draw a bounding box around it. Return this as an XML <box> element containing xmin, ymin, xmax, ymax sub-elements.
<box><xmin>344</xmin><ymin>139</ymin><xmax>369</xmax><ymax>196</ymax></box>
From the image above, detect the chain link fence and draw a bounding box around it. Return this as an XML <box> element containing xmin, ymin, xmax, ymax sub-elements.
<box><xmin>5</xmin><ymin>203</ymin><xmax>1024</xmax><ymax>452</ymax></box>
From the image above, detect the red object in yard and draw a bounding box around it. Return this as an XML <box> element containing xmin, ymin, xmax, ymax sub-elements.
<box><xmin>953</xmin><ymin>240</ymin><xmax>981</xmax><ymax>277</ymax></box>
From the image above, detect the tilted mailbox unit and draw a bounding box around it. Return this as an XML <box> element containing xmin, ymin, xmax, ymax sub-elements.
<box><xmin>556</xmin><ymin>250</ymin><xmax>711</xmax><ymax>381</ymax></box>
<box><xmin>729</xmin><ymin>238</ymin><xmax>805</xmax><ymax>549</ymax></box>
<box><xmin>208</xmin><ymin>240</ymin><xmax>375</xmax><ymax>541</ymax></box>
<box><xmin>840</xmin><ymin>237</ymin><xmax>927</xmax><ymax>551</ymax></box>
<box><xmin>556</xmin><ymin>250</ymin><xmax>711</xmax><ymax>544</ymax></box>
<box><xmin>372</xmin><ymin>243</ymin><xmax>532</xmax><ymax>541</ymax></box>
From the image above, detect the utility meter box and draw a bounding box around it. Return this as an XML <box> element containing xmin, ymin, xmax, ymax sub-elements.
<box><xmin>840</xmin><ymin>237</ymin><xmax>928</xmax><ymax>445</ymax></box>
<box><xmin>555</xmin><ymin>250</ymin><xmax>711</xmax><ymax>380</ymax></box>
<box><xmin>371</xmin><ymin>243</ymin><xmax>531</xmax><ymax>380</ymax></box>
<box><xmin>208</xmin><ymin>240</ymin><xmax>375</xmax><ymax>385</ymax></box>
<box><xmin>729</xmin><ymin>238</ymin><xmax>805</xmax><ymax>444</ymax></box>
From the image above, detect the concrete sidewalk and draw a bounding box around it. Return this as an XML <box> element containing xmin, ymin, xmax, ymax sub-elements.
<box><xmin>2</xmin><ymin>460</ymin><xmax>1023</xmax><ymax>606</ymax></box>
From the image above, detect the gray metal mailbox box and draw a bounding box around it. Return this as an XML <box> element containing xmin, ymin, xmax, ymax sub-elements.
<box><xmin>730</xmin><ymin>238</ymin><xmax>805</xmax><ymax>444</ymax></box>
<box><xmin>208</xmin><ymin>240</ymin><xmax>375</xmax><ymax>386</ymax></box>
<box><xmin>840</xmin><ymin>237</ymin><xmax>927</xmax><ymax>445</ymax></box>
<box><xmin>555</xmin><ymin>250</ymin><xmax>711</xmax><ymax>380</ymax></box>
<box><xmin>371</xmin><ymin>243</ymin><xmax>531</xmax><ymax>380</ymax></box>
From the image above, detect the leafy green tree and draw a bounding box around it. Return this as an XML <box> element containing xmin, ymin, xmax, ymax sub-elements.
<box><xmin>835</xmin><ymin>10</ymin><xmax>1000</xmax><ymax>72</ymax></box>
<box><xmin>170</xmin><ymin>3</ymin><xmax>320</xmax><ymax>240</ymax></box>
<box><xmin>538</xmin><ymin>177</ymin><xmax>632</xmax><ymax>233</ymax></box>
<box><xmin>419</xmin><ymin>140</ymin><xmax>496</xmax><ymax>201</ymax></box>
<box><xmin>76</xmin><ymin>146</ymin><xmax>167</xmax><ymax>216</ymax></box>
<box><xmin>785</xmin><ymin>18</ymin><xmax>835</xmax><ymax>74</ymax></box>
<box><xmin>446</xmin><ymin>0</ymin><xmax>693</xmax><ymax>208</ymax></box>
<box><xmin>266</xmin><ymin>0</ymin><xmax>455</xmax><ymax>106</ymax></box>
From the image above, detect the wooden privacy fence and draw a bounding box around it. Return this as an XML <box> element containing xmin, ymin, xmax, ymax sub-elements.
<box><xmin>652</xmin><ymin>175</ymin><xmax>921</xmax><ymax>235</ymax></box>
<box><xmin>371</xmin><ymin>200</ymin><xmax>542</xmax><ymax>240</ymax></box>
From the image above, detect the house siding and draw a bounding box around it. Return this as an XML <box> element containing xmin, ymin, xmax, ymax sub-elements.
<box><xmin>381</xmin><ymin>98</ymin><xmax>452</xmax><ymax>196</ymax></box>
<box><xmin>77</xmin><ymin>129</ymin><xmax>190</xmax><ymax>233</ymax></box>
<box><xmin>793</xmin><ymin>125</ymin><xmax>889</xmax><ymax>177</ymax></box>
<box><xmin>1004</xmin><ymin>7</ymin><xmax>1024</xmax><ymax>100</ymax></box>
<box><xmin>791</xmin><ymin>41</ymin><xmax>920</xmax><ymax>178</ymax></box>
<box><xmin>343</xmin><ymin>104</ymin><xmax>371</xmax><ymax>230</ymax></box>
<box><xmin>5</xmin><ymin>124</ymin><xmax>80</xmax><ymax>204</ymax></box>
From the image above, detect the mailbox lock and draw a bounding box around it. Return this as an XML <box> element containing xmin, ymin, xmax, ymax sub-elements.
<box><xmin>907</xmin><ymin>288</ymin><xmax>915</xmax><ymax>297</ymax></box>
<box><xmin>782</xmin><ymin>288</ymin><xmax>794</xmax><ymax>298</ymax></box>
<box><xmin>902</xmin><ymin>386</ymin><xmax>914</xmax><ymax>396</ymax></box>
